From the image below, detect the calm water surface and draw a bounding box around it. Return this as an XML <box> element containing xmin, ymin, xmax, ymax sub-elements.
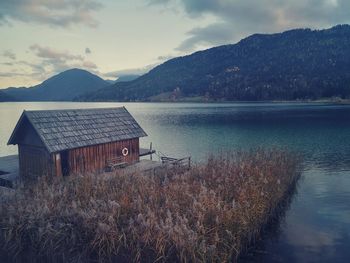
<box><xmin>0</xmin><ymin>102</ymin><xmax>350</xmax><ymax>262</ymax></box>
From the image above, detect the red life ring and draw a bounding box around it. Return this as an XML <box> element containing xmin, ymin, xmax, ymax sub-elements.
<box><xmin>122</xmin><ymin>147</ymin><xmax>129</xmax><ymax>156</ymax></box>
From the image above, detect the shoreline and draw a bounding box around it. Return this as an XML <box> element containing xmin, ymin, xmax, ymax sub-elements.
<box><xmin>1</xmin><ymin>99</ymin><xmax>350</xmax><ymax>104</ymax></box>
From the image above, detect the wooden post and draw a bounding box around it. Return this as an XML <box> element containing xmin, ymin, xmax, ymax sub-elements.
<box><xmin>55</xmin><ymin>153</ymin><xmax>63</xmax><ymax>177</ymax></box>
<box><xmin>150</xmin><ymin>142</ymin><xmax>153</xmax><ymax>161</ymax></box>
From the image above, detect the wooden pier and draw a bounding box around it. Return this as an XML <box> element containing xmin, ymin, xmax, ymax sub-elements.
<box><xmin>0</xmin><ymin>153</ymin><xmax>191</xmax><ymax>188</ymax></box>
<box><xmin>139</xmin><ymin>148</ymin><xmax>156</xmax><ymax>157</ymax></box>
<box><xmin>122</xmin><ymin>157</ymin><xmax>191</xmax><ymax>176</ymax></box>
<box><xmin>123</xmin><ymin>159</ymin><xmax>164</xmax><ymax>174</ymax></box>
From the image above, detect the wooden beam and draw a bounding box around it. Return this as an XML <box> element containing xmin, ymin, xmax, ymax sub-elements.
<box><xmin>54</xmin><ymin>153</ymin><xmax>62</xmax><ymax>177</ymax></box>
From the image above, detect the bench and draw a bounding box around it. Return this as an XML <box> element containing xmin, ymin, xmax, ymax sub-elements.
<box><xmin>106</xmin><ymin>156</ymin><xmax>128</xmax><ymax>171</ymax></box>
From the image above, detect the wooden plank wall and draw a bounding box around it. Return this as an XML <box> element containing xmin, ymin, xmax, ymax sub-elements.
<box><xmin>67</xmin><ymin>138</ymin><xmax>140</xmax><ymax>175</ymax></box>
<box><xmin>18</xmin><ymin>145</ymin><xmax>54</xmax><ymax>178</ymax></box>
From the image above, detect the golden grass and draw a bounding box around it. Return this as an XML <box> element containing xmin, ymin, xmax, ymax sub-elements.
<box><xmin>0</xmin><ymin>149</ymin><xmax>301</xmax><ymax>263</ymax></box>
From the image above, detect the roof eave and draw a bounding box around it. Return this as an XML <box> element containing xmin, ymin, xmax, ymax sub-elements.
<box><xmin>7</xmin><ymin>111</ymin><xmax>26</xmax><ymax>145</ymax></box>
<box><xmin>48</xmin><ymin>134</ymin><xmax>148</xmax><ymax>153</ymax></box>
<box><xmin>21</xmin><ymin>112</ymin><xmax>53</xmax><ymax>153</ymax></box>
<box><xmin>122</xmin><ymin>106</ymin><xmax>148</xmax><ymax>137</ymax></box>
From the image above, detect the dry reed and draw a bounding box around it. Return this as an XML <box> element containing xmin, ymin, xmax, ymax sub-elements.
<box><xmin>0</xmin><ymin>149</ymin><xmax>301</xmax><ymax>263</ymax></box>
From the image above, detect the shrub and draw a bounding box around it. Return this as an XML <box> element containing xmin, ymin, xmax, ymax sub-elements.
<box><xmin>0</xmin><ymin>149</ymin><xmax>301</xmax><ymax>262</ymax></box>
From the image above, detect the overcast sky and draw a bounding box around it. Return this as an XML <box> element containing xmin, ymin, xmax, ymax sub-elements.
<box><xmin>0</xmin><ymin>0</ymin><xmax>349</xmax><ymax>88</ymax></box>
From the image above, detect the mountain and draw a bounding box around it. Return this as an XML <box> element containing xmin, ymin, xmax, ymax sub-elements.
<box><xmin>0</xmin><ymin>90</ymin><xmax>16</xmax><ymax>102</ymax></box>
<box><xmin>4</xmin><ymin>68</ymin><xmax>109</xmax><ymax>101</ymax></box>
<box><xmin>115</xmin><ymin>74</ymin><xmax>141</xmax><ymax>82</ymax></box>
<box><xmin>105</xmin><ymin>74</ymin><xmax>141</xmax><ymax>84</ymax></box>
<box><xmin>81</xmin><ymin>25</ymin><xmax>350</xmax><ymax>102</ymax></box>
<box><xmin>105</xmin><ymin>79</ymin><xmax>116</xmax><ymax>85</ymax></box>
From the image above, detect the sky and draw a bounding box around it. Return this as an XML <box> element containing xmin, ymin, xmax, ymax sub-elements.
<box><xmin>0</xmin><ymin>0</ymin><xmax>349</xmax><ymax>89</ymax></box>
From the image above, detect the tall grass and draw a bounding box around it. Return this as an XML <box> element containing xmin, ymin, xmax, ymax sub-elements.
<box><xmin>0</xmin><ymin>149</ymin><xmax>301</xmax><ymax>262</ymax></box>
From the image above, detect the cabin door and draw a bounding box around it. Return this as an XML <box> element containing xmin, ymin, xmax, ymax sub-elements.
<box><xmin>61</xmin><ymin>151</ymin><xmax>70</xmax><ymax>176</ymax></box>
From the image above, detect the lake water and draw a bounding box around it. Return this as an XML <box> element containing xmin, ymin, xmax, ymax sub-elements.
<box><xmin>0</xmin><ymin>102</ymin><xmax>350</xmax><ymax>262</ymax></box>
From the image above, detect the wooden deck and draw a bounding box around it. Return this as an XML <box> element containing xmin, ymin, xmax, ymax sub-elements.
<box><xmin>123</xmin><ymin>159</ymin><xmax>165</xmax><ymax>174</ymax></box>
<box><xmin>0</xmin><ymin>155</ymin><xmax>19</xmax><ymax>187</ymax></box>
<box><xmin>139</xmin><ymin>148</ymin><xmax>156</xmax><ymax>157</ymax></box>
<box><xmin>123</xmin><ymin>157</ymin><xmax>191</xmax><ymax>176</ymax></box>
<box><xmin>0</xmin><ymin>154</ymin><xmax>190</xmax><ymax>188</ymax></box>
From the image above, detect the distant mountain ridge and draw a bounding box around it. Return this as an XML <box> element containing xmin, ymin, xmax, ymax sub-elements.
<box><xmin>3</xmin><ymin>69</ymin><xmax>109</xmax><ymax>101</ymax></box>
<box><xmin>80</xmin><ymin>25</ymin><xmax>350</xmax><ymax>102</ymax></box>
<box><xmin>0</xmin><ymin>90</ymin><xmax>15</xmax><ymax>102</ymax></box>
<box><xmin>116</xmin><ymin>74</ymin><xmax>141</xmax><ymax>83</ymax></box>
<box><xmin>2</xmin><ymin>25</ymin><xmax>350</xmax><ymax>102</ymax></box>
<box><xmin>105</xmin><ymin>75</ymin><xmax>141</xmax><ymax>84</ymax></box>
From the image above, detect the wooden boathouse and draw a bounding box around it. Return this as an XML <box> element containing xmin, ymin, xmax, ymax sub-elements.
<box><xmin>7</xmin><ymin>107</ymin><xmax>147</xmax><ymax>178</ymax></box>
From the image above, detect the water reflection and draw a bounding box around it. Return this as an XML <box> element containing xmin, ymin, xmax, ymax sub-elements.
<box><xmin>243</xmin><ymin>168</ymin><xmax>350</xmax><ymax>262</ymax></box>
<box><xmin>0</xmin><ymin>102</ymin><xmax>350</xmax><ymax>262</ymax></box>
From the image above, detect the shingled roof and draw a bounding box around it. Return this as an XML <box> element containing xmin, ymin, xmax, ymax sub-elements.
<box><xmin>8</xmin><ymin>107</ymin><xmax>147</xmax><ymax>153</ymax></box>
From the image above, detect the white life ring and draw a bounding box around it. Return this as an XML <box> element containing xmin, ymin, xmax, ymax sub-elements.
<box><xmin>122</xmin><ymin>147</ymin><xmax>129</xmax><ymax>156</ymax></box>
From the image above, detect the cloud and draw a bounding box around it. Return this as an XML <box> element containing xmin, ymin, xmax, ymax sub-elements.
<box><xmin>0</xmin><ymin>0</ymin><xmax>102</xmax><ymax>28</ymax></box>
<box><xmin>157</xmin><ymin>55</ymin><xmax>175</xmax><ymax>61</ymax></box>
<box><xmin>176</xmin><ymin>23</ymin><xmax>237</xmax><ymax>52</ymax></box>
<box><xmin>16</xmin><ymin>60</ymin><xmax>49</xmax><ymax>80</ymax></box>
<box><xmin>29</xmin><ymin>44</ymin><xmax>100</xmax><ymax>75</ymax></box>
<box><xmin>85</xmin><ymin>47</ymin><xmax>92</xmax><ymax>54</ymax></box>
<box><xmin>103</xmin><ymin>64</ymin><xmax>157</xmax><ymax>79</ymax></box>
<box><xmin>0</xmin><ymin>45</ymin><xmax>101</xmax><ymax>86</ymax></box>
<box><xmin>29</xmin><ymin>44</ymin><xmax>84</xmax><ymax>61</ymax></box>
<box><xmin>82</xmin><ymin>60</ymin><xmax>97</xmax><ymax>69</ymax></box>
<box><xmin>3</xmin><ymin>50</ymin><xmax>16</xmax><ymax>60</ymax></box>
<box><xmin>0</xmin><ymin>72</ymin><xmax>27</xmax><ymax>77</ymax></box>
<box><xmin>0</xmin><ymin>59</ymin><xmax>57</xmax><ymax>82</ymax></box>
<box><xmin>102</xmin><ymin>54</ymin><xmax>177</xmax><ymax>79</ymax></box>
<box><xmin>150</xmin><ymin>0</ymin><xmax>350</xmax><ymax>51</ymax></box>
<box><xmin>102</xmin><ymin>52</ymin><xmax>179</xmax><ymax>79</ymax></box>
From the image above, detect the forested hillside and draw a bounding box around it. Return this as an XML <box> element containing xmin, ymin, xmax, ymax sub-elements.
<box><xmin>81</xmin><ymin>25</ymin><xmax>350</xmax><ymax>101</ymax></box>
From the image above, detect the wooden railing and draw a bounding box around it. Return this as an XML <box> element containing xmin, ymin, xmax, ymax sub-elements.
<box><xmin>161</xmin><ymin>156</ymin><xmax>191</xmax><ymax>170</ymax></box>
